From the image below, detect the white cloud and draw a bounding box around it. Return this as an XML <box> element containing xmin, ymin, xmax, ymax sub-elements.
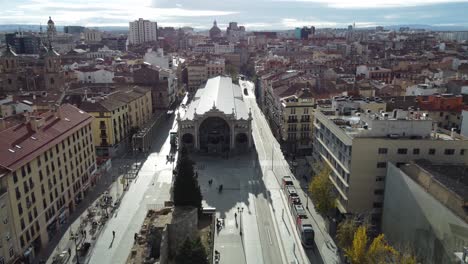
<box><xmin>1</xmin><ymin>0</ymin><xmax>238</xmax><ymax>26</ymax></box>
<box><xmin>280</xmin><ymin>0</ymin><xmax>468</xmax><ymax>9</ymax></box>
<box><xmin>281</xmin><ymin>18</ymin><xmax>337</xmax><ymax>28</ymax></box>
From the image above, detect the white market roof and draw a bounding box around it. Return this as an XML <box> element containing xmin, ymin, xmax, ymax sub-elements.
<box><xmin>184</xmin><ymin>76</ymin><xmax>249</xmax><ymax>120</ymax></box>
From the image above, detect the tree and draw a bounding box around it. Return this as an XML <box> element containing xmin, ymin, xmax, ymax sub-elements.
<box><xmin>345</xmin><ymin>225</ymin><xmax>368</xmax><ymax>264</ymax></box>
<box><xmin>225</xmin><ymin>63</ymin><xmax>239</xmax><ymax>80</ymax></box>
<box><xmin>173</xmin><ymin>147</ymin><xmax>202</xmax><ymax>212</ymax></box>
<box><xmin>336</xmin><ymin>218</ymin><xmax>358</xmax><ymax>250</ymax></box>
<box><xmin>308</xmin><ymin>164</ymin><xmax>335</xmax><ymax>215</ymax></box>
<box><xmin>175</xmin><ymin>237</ymin><xmax>209</xmax><ymax>264</ymax></box>
<box><xmin>343</xmin><ymin>224</ymin><xmax>413</xmax><ymax>264</ymax></box>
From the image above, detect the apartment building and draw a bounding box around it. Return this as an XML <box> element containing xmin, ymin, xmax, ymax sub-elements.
<box><xmin>206</xmin><ymin>58</ymin><xmax>225</xmax><ymax>78</ymax></box>
<box><xmin>313</xmin><ymin>108</ymin><xmax>468</xmax><ymax>222</ymax></box>
<box><xmin>128</xmin><ymin>18</ymin><xmax>158</xmax><ymax>45</ymax></box>
<box><xmin>280</xmin><ymin>89</ymin><xmax>315</xmax><ymax>155</ymax></box>
<box><xmin>77</xmin><ymin>86</ymin><xmax>152</xmax><ymax>157</ymax></box>
<box><xmin>0</xmin><ymin>104</ymin><xmax>96</xmax><ymax>263</ymax></box>
<box><xmin>187</xmin><ymin>61</ymin><xmax>207</xmax><ymax>94</ymax></box>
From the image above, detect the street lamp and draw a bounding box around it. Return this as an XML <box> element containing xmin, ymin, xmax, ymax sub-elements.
<box><xmin>70</xmin><ymin>229</ymin><xmax>80</xmax><ymax>264</ymax></box>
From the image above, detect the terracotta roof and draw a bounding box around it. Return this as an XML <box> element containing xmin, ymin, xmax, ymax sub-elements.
<box><xmin>0</xmin><ymin>104</ymin><xmax>93</xmax><ymax>172</ymax></box>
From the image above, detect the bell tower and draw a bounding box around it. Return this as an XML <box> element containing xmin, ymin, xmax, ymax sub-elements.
<box><xmin>0</xmin><ymin>44</ymin><xmax>20</xmax><ymax>92</ymax></box>
<box><xmin>43</xmin><ymin>42</ymin><xmax>63</xmax><ymax>90</ymax></box>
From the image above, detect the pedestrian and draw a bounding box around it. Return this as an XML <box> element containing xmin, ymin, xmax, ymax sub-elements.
<box><xmin>68</xmin><ymin>248</ymin><xmax>71</xmax><ymax>256</ymax></box>
<box><xmin>112</xmin><ymin>230</ymin><xmax>115</xmax><ymax>238</ymax></box>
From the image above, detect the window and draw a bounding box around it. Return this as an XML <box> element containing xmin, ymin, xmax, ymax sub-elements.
<box><xmin>376</xmin><ymin>176</ymin><xmax>385</xmax><ymax>182</ymax></box>
<box><xmin>15</xmin><ymin>187</ymin><xmax>21</xmax><ymax>199</ymax></box>
<box><xmin>373</xmin><ymin>202</ymin><xmax>383</xmax><ymax>208</ymax></box>
<box><xmin>429</xmin><ymin>148</ymin><xmax>436</xmax><ymax>155</ymax></box>
<box><xmin>397</xmin><ymin>148</ymin><xmax>407</xmax><ymax>154</ymax></box>
<box><xmin>413</xmin><ymin>148</ymin><xmax>420</xmax><ymax>155</ymax></box>
<box><xmin>377</xmin><ymin>162</ymin><xmax>387</xmax><ymax>168</ymax></box>
<box><xmin>17</xmin><ymin>203</ymin><xmax>23</xmax><ymax>215</ymax></box>
<box><xmin>39</xmin><ymin>170</ymin><xmax>43</xmax><ymax>181</ymax></box>
<box><xmin>444</xmin><ymin>149</ymin><xmax>455</xmax><ymax>155</ymax></box>
<box><xmin>378</xmin><ymin>148</ymin><xmax>388</xmax><ymax>154</ymax></box>
<box><xmin>461</xmin><ymin>149</ymin><xmax>465</xmax><ymax>156</ymax></box>
<box><xmin>13</xmin><ymin>171</ymin><xmax>18</xmax><ymax>183</ymax></box>
<box><xmin>374</xmin><ymin>189</ymin><xmax>384</xmax><ymax>195</ymax></box>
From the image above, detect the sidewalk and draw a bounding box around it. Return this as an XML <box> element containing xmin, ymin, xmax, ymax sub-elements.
<box><xmin>39</xmin><ymin>155</ymin><xmax>142</xmax><ymax>264</ymax></box>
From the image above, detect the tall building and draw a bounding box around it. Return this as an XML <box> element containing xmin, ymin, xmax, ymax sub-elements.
<box><xmin>226</xmin><ymin>22</ymin><xmax>245</xmax><ymax>43</ymax></box>
<box><xmin>63</xmin><ymin>26</ymin><xmax>85</xmax><ymax>34</ymax></box>
<box><xmin>0</xmin><ymin>104</ymin><xmax>96</xmax><ymax>262</ymax></box>
<box><xmin>5</xmin><ymin>32</ymin><xmax>42</xmax><ymax>54</ymax></box>
<box><xmin>128</xmin><ymin>18</ymin><xmax>158</xmax><ymax>45</ymax></box>
<box><xmin>313</xmin><ymin>108</ymin><xmax>468</xmax><ymax>222</ymax></box>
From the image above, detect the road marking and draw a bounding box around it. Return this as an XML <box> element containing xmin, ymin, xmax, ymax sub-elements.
<box><xmin>266</xmin><ymin>227</ymin><xmax>273</xmax><ymax>245</ymax></box>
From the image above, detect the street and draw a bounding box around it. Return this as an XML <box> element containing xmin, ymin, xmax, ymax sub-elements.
<box><xmin>240</xmin><ymin>79</ymin><xmax>340</xmax><ymax>264</ymax></box>
<box><xmin>45</xmin><ymin>80</ymin><xmax>339</xmax><ymax>264</ymax></box>
<box><xmin>195</xmin><ymin>153</ymin><xmax>283</xmax><ymax>264</ymax></box>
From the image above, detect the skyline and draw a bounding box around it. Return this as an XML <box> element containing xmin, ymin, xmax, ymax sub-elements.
<box><xmin>0</xmin><ymin>0</ymin><xmax>468</xmax><ymax>30</ymax></box>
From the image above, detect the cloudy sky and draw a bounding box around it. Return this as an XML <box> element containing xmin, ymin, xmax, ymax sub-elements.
<box><xmin>1</xmin><ymin>0</ymin><xmax>467</xmax><ymax>29</ymax></box>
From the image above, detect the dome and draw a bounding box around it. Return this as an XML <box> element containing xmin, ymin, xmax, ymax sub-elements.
<box><xmin>209</xmin><ymin>20</ymin><xmax>222</xmax><ymax>39</ymax></box>
<box><xmin>47</xmin><ymin>16</ymin><xmax>54</xmax><ymax>25</ymax></box>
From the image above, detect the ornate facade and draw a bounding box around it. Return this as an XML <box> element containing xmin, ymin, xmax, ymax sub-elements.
<box><xmin>177</xmin><ymin>76</ymin><xmax>252</xmax><ymax>154</ymax></box>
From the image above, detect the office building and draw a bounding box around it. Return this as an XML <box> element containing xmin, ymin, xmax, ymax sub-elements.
<box><xmin>313</xmin><ymin>108</ymin><xmax>468</xmax><ymax>221</ymax></box>
<box><xmin>4</xmin><ymin>32</ymin><xmax>42</xmax><ymax>55</ymax></box>
<box><xmin>0</xmin><ymin>104</ymin><xmax>96</xmax><ymax>262</ymax></box>
<box><xmin>128</xmin><ymin>18</ymin><xmax>158</xmax><ymax>45</ymax></box>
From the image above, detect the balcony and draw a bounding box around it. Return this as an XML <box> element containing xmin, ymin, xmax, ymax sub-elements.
<box><xmin>287</xmin><ymin>119</ymin><xmax>298</xmax><ymax>123</ymax></box>
<box><xmin>100</xmin><ymin>134</ymin><xmax>108</xmax><ymax>139</ymax></box>
<box><xmin>300</xmin><ymin>118</ymin><xmax>311</xmax><ymax>123</ymax></box>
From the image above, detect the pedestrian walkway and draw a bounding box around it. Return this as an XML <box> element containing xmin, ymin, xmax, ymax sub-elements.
<box><xmin>41</xmin><ymin>156</ymin><xmax>140</xmax><ymax>264</ymax></box>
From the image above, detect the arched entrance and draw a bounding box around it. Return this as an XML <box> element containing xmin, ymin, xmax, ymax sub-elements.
<box><xmin>235</xmin><ymin>133</ymin><xmax>248</xmax><ymax>152</ymax></box>
<box><xmin>199</xmin><ymin>117</ymin><xmax>230</xmax><ymax>153</ymax></box>
<box><xmin>181</xmin><ymin>133</ymin><xmax>194</xmax><ymax>149</ymax></box>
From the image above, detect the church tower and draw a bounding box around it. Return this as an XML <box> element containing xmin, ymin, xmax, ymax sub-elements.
<box><xmin>46</xmin><ymin>16</ymin><xmax>57</xmax><ymax>42</ymax></box>
<box><xmin>0</xmin><ymin>44</ymin><xmax>20</xmax><ymax>92</ymax></box>
<box><xmin>43</xmin><ymin>42</ymin><xmax>63</xmax><ymax>90</ymax></box>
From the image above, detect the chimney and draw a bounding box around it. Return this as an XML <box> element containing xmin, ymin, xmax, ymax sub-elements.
<box><xmin>30</xmin><ymin>117</ymin><xmax>44</xmax><ymax>132</ymax></box>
